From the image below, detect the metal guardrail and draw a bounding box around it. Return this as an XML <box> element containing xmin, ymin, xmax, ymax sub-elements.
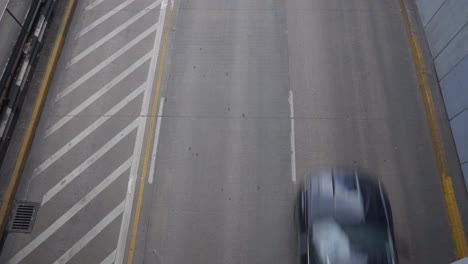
<box><xmin>0</xmin><ymin>0</ymin><xmax>57</xmax><ymax>165</ymax></box>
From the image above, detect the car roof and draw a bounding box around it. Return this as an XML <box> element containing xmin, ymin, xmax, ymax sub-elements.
<box><xmin>305</xmin><ymin>169</ymin><xmax>388</xmax><ymax>226</ymax></box>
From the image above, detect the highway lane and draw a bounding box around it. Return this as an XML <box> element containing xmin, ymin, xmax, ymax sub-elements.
<box><xmin>133</xmin><ymin>0</ymin><xmax>459</xmax><ymax>263</ymax></box>
<box><xmin>136</xmin><ymin>0</ymin><xmax>296</xmax><ymax>263</ymax></box>
<box><xmin>287</xmin><ymin>0</ymin><xmax>456</xmax><ymax>263</ymax></box>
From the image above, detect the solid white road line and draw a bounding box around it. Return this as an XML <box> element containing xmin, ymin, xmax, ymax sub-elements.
<box><xmin>289</xmin><ymin>90</ymin><xmax>296</xmax><ymax>183</ymax></box>
<box><xmin>52</xmin><ymin>201</ymin><xmax>125</xmax><ymax>264</ymax></box>
<box><xmin>148</xmin><ymin>97</ymin><xmax>165</xmax><ymax>184</ymax></box>
<box><xmin>115</xmin><ymin>0</ymin><xmax>168</xmax><ymax>262</ymax></box>
<box><xmin>100</xmin><ymin>249</ymin><xmax>117</xmax><ymax>264</ymax></box>
<box><xmin>33</xmin><ymin>84</ymin><xmax>145</xmax><ymax>178</ymax></box>
<box><xmin>66</xmin><ymin>0</ymin><xmax>161</xmax><ymax>68</ymax></box>
<box><xmin>76</xmin><ymin>0</ymin><xmax>137</xmax><ymax>39</ymax></box>
<box><xmin>85</xmin><ymin>0</ymin><xmax>107</xmax><ymax>11</ymax></box>
<box><xmin>7</xmin><ymin>158</ymin><xmax>132</xmax><ymax>264</ymax></box>
<box><xmin>42</xmin><ymin>119</ymin><xmax>139</xmax><ymax>205</ymax></box>
<box><xmin>45</xmin><ymin>52</ymin><xmax>152</xmax><ymax>138</ymax></box>
<box><xmin>58</xmin><ymin>24</ymin><xmax>157</xmax><ymax>101</ymax></box>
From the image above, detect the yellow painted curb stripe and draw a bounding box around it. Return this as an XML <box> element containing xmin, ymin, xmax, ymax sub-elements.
<box><xmin>0</xmin><ymin>0</ymin><xmax>77</xmax><ymax>238</ymax></box>
<box><xmin>127</xmin><ymin>4</ymin><xmax>173</xmax><ymax>264</ymax></box>
<box><xmin>399</xmin><ymin>0</ymin><xmax>468</xmax><ymax>259</ymax></box>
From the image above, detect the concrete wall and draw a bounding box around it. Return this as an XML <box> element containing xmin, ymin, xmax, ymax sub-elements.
<box><xmin>415</xmin><ymin>0</ymin><xmax>468</xmax><ymax>183</ymax></box>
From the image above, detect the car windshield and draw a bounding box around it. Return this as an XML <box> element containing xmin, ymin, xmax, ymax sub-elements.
<box><xmin>312</xmin><ymin>218</ymin><xmax>394</xmax><ymax>264</ymax></box>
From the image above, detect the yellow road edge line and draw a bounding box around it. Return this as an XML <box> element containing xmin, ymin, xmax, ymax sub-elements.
<box><xmin>399</xmin><ymin>0</ymin><xmax>468</xmax><ymax>259</ymax></box>
<box><xmin>0</xmin><ymin>0</ymin><xmax>77</xmax><ymax>239</ymax></box>
<box><xmin>127</xmin><ymin>4</ymin><xmax>173</xmax><ymax>264</ymax></box>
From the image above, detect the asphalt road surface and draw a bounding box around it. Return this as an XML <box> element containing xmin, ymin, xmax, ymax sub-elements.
<box><xmin>135</xmin><ymin>0</ymin><xmax>457</xmax><ymax>263</ymax></box>
<box><xmin>0</xmin><ymin>0</ymin><xmax>463</xmax><ymax>263</ymax></box>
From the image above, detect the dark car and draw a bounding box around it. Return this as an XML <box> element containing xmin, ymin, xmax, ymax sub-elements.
<box><xmin>297</xmin><ymin>169</ymin><xmax>398</xmax><ymax>264</ymax></box>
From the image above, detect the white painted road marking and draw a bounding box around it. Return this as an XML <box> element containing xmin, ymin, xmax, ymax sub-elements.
<box><xmin>289</xmin><ymin>90</ymin><xmax>296</xmax><ymax>182</ymax></box>
<box><xmin>58</xmin><ymin>24</ymin><xmax>157</xmax><ymax>101</ymax></box>
<box><xmin>115</xmin><ymin>0</ymin><xmax>168</xmax><ymax>262</ymax></box>
<box><xmin>85</xmin><ymin>0</ymin><xmax>107</xmax><ymax>11</ymax></box>
<box><xmin>7</xmin><ymin>158</ymin><xmax>132</xmax><ymax>264</ymax></box>
<box><xmin>42</xmin><ymin>119</ymin><xmax>139</xmax><ymax>205</ymax></box>
<box><xmin>148</xmin><ymin>97</ymin><xmax>165</xmax><ymax>184</ymax></box>
<box><xmin>100</xmin><ymin>249</ymin><xmax>116</xmax><ymax>264</ymax></box>
<box><xmin>52</xmin><ymin>201</ymin><xmax>125</xmax><ymax>264</ymax></box>
<box><xmin>76</xmin><ymin>0</ymin><xmax>137</xmax><ymax>39</ymax></box>
<box><xmin>34</xmin><ymin>84</ymin><xmax>145</xmax><ymax>178</ymax></box>
<box><xmin>66</xmin><ymin>0</ymin><xmax>161</xmax><ymax>68</ymax></box>
<box><xmin>45</xmin><ymin>52</ymin><xmax>152</xmax><ymax>138</ymax></box>
<box><xmin>6</xmin><ymin>1</ymin><xmax>167</xmax><ymax>263</ymax></box>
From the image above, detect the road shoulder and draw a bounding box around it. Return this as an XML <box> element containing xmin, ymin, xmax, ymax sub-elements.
<box><xmin>400</xmin><ymin>0</ymin><xmax>468</xmax><ymax>258</ymax></box>
<box><xmin>0</xmin><ymin>0</ymin><xmax>76</xmax><ymax>245</ymax></box>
